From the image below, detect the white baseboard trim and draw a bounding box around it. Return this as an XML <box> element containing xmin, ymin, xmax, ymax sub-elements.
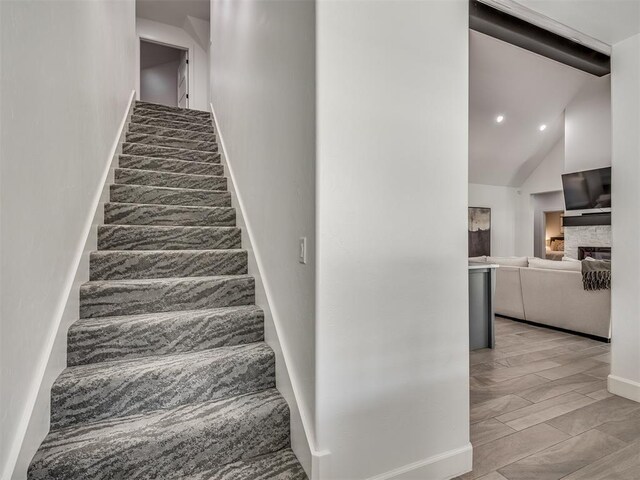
<box><xmin>209</xmin><ymin>102</ymin><xmax>328</xmax><ymax>477</ymax></box>
<box><xmin>6</xmin><ymin>91</ymin><xmax>136</xmax><ymax>480</ymax></box>
<box><xmin>608</xmin><ymin>374</ymin><xmax>640</xmax><ymax>403</ymax></box>
<box><xmin>366</xmin><ymin>444</ymin><xmax>473</xmax><ymax>480</ymax></box>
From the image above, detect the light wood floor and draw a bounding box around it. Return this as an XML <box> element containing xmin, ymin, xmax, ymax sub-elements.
<box><xmin>456</xmin><ymin>316</ymin><xmax>640</xmax><ymax>480</ymax></box>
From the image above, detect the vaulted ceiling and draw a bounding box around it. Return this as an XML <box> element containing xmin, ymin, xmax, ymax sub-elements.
<box><xmin>136</xmin><ymin>0</ymin><xmax>210</xmax><ymax>26</ymax></box>
<box><xmin>469</xmin><ymin>30</ymin><xmax>593</xmax><ymax>186</ymax></box>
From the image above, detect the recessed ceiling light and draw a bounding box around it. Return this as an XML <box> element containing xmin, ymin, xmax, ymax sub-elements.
<box><xmin>539</xmin><ymin>124</ymin><xmax>547</xmax><ymax>131</ymax></box>
<box><xmin>496</xmin><ymin>115</ymin><xmax>504</xmax><ymax>123</ymax></box>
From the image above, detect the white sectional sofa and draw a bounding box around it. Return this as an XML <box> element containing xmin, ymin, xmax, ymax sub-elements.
<box><xmin>471</xmin><ymin>256</ymin><xmax>611</xmax><ymax>340</ymax></box>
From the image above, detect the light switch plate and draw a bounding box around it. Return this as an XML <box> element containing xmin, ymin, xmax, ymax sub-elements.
<box><xmin>299</xmin><ymin>237</ymin><xmax>307</xmax><ymax>264</ymax></box>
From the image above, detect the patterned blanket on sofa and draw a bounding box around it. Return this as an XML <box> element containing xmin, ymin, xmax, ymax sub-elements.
<box><xmin>582</xmin><ymin>259</ymin><xmax>611</xmax><ymax>290</ymax></box>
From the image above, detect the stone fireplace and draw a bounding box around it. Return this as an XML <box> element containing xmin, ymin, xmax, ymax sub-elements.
<box><xmin>564</xmin><ymin>225</ymin><xmax>612</xmax><ymax>259</ymax></box>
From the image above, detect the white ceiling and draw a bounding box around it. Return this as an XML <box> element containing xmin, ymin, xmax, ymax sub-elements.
<box><xmin>469</xmin><ymin>30</ymin><xmax>593</xmax><ymax>186</ymax></box>
<box><xmin>514</xmin><ymin>0</ymin><xmax>640</xmax><ymax>46</ymax></box>
<box><xmin>137</xmin><ymin>0</ymin><xmax>210</xmax><ymax>26</ymax></box>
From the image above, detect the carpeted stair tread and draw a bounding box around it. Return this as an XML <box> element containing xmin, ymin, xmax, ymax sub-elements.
<box><xmin>90</xmin><ymin>249</ymin><xmax>248</xmax><ymax>280</ymax></box>
<box><xmin>126</xmin><ymin>132</ymin><xmax>218</xmax><ymax>152</ymax></box>
<box><xmin>97</xmin><ymin>224</ymin><xmax>241</xmax><ymax>250</ymax></box>
<box><xmin>135</xmin><ymin>101</ymin><xmax>211</xmax><ymax>120</ymax></box>
<box><xmin>110</xmin><ymin>184</ymin><xmax>231</xmax><ymax>208</ymax></box>
<box><xmin>80</xmin><ymin>275</ymin><xmax>255</xmax><ymax>318</ymax></box>
<box><xmin>51</xmin><ymin>343</ymin><xmax>275</xmax><ymax>429</ymax></box>
<box><xmin>104</xmin><ymin>202</ymin><xmax>235</xmax><ymax>227</ymax></box>
<box><xmin>129</xmin><ymin>122</ymin><xmax>216</xmax><ymax>142</ymax></box>
<box><xmin>134</xmin><ymin>108</ymin><xmax>212</xmax><ymax>125</ymax></box>
<box><xmin>119</xmin><ymin>154</ymin><xmax>223</xmax><ymax>176</ymax></box>
<box><xmin>115</xmin><ymin>167</ymin><xmax>227</xmax><ymax>191</ymax></box>
<box><xmin>130</xmin><ymin>114</ymin><xmax>214</xmax><ymax>132</ymax></box>
<box><xmin>28</xmin><ymin>388</ymin><xmax>290</xmax><ymax>480</ymax></box>
<box><xmin>184</xmin><ymin>448</ymin><xmax>307</xmax><ymax>480</ymax></box>
<box><xmin>67</xmin><ymin>306</ymin><xmax>265</xmax><ymax>366</ymax></box>
<box><xmin>123</xmin><ymin>142</ymin><xmax>220</xmax><ymax>163</ymax></box>
<box><xmin>29</xmin><ymin>104</ymin><xmax>306</xmax><ymax>479</ymax></box>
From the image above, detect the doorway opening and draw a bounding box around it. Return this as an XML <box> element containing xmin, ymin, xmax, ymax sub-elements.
<box><xmin>139</xmin><ymin>39</ymin><xmax>189</xmax><ymax>108</ymax></box>
<box><xmin>467</xmin><ymin>2</ymin><xmax>618</xmax><ymax>478</ymax></box>
<box><xmin>544</xmin><ymin>210</ymin><xmax>564</xmax><ymax>260</ymax></box>
<box><xmin>531</xmin><ymin>192</ymin><xmax>564</xmax><ymax>259</ymax></box>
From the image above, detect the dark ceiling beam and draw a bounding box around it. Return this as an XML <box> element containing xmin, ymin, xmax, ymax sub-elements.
<box><xmin>469</xmin><ymin>0</ymin><xmax>611</xmax><ymax>77</ymax></box>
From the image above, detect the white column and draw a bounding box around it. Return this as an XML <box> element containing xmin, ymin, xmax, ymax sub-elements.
<box><xmin>609</xmin><ymin>33</ymin><xmax>640</xmax><ymax>402</ymax></box>
<box><xmin>316</xmin><ymin>1</ymin><xmax>472</xmax><ymax>478</ymax></box>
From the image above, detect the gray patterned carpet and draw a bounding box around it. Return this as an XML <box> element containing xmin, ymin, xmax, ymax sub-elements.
<box><xmin>28</xmin><ymin>101</ymin><xmax>307</xmax><ymax>480</ymax></box>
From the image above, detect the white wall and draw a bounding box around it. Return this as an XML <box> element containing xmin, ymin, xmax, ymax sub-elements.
<box><xmin>209</xmin><ymin>0</ymin><xmax>317</xmax><ymax>472</ymax></box>
<box><xmin>0</xmin><ymin>1</ymin><xmax>136</xmax><ymax>477</ymax></box>
<box><xmin>565</xmin><ymin>75</ymin><xmax>612</xmax><ymax>173</ymax></box>
<box><xmin>316</xmin><ymin>1</ymin><xmax>471</xmax><ymax>478</ymax></box>
<box><xmin>521</xmin><ymin>137</ymin><xmax>565</xmax><ymax>194</ymax></box>
<box><xmin>141</xmin><ymin>60</ymin><xmax>179</xmax><ymax>107</ymax></box>
<box><xmin>515</xmin><ymin>137</ymin><xmax>565</xmax><ymax>256</ymax></box>
<box><xmin>610</xmin><ymin>33</ymin><xmax>640</xmax><ymax>402</ymax></box>
<box><xmin>137</xmin><ymin>17</ymin><xmax>209</xmax><ymax>110</ymax></box>
<box><xmin>469</xmin><ymin>184</ymin><xmax>518</xmax><ymax>257</ymax></box>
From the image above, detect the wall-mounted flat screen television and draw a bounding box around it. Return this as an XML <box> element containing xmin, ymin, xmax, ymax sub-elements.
<box><xmin>562</xmin><ymin>167</ymin><xmax>611</xmax><ymax>211</ymax></box>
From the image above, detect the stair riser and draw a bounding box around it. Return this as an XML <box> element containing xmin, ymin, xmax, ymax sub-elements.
<box><xmin>119</xmin><ymin>155</ymin><xmax>223</xmax><ymax>176</ymax></box>
<box><xmin>115</xmin><ymin>168</ymin><xmax>227</xmax><ymax>191</ymax></box>
<box><xmin>123</xmin><ymin>143</ymin><xmax>220</xmax><ymax>163</ymax></box>
<box><xmin>110</xmin><ymin>185</ymin><xmax>231</xmax><ymax>208</ymax></box>
<box><xmin>134</xmin><ymin>102</ymin><xmax>211</xmax><ymax>120</ymax></box>
<box><xmin>126</xmin><ymin>132</ymin><xmax>218</xmax><ymax>152</ymax></box>
<box><xmin>98</xmin><ymin>225</ymin><xmax>241</xmax><ymax>251</ymax></box>
<box><xmin>130</xmin><ymin>115</ymin><xmax>213</xmax><ymax>132</ymax></box>
<box><xmin>90</xmin><ymin>250</ymin><xmax>248</xmax><ymax>280</ymax></box>
<box><xmin>104</xmin><ymin>203</ymin><xmax>235</xmax><ymax>227</ymax></box>
<box><xmin>28</xmin><ymin>390</ymin><xmax>290</xmax><ymax>480</ymax></box>
<box><xmin>186</xmin><ymin>449</ymin><xmax>306</xmax><ymax>480</ymax></box>
<box><xmin>67</xmin><ymin>307</ymin><xmax>264</xmax><ymax>366</ymax></box>
<box><xmin>51</xmin><ymin>345</ymin><xmax>275</xmax><ymax>430</ymax></box>
<box><xmin>80</xmin><ymin>276</ymin><xmax>255</xmax><ymax>318</ymax></box>
<box><xmin>134</xmin><ymin>108</ymin><xmax>212</xmax><ymax>125</ymax></box>
<box><xmin>129</xmin><ymin>123</ymin><xmax>216</xmax><ymax>142</ymax></box>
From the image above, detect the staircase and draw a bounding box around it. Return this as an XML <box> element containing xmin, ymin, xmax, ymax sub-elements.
<box><xmin>28</xmin><ymin>101</ymin><xmax>307</xmax><ymax>480</ymax></box>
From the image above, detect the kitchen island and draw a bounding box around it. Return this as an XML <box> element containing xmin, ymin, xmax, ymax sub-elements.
<box><xmin>469</xmin><ymin>262</ymin><xmax>498</xmax><ymax>350</ymax></box>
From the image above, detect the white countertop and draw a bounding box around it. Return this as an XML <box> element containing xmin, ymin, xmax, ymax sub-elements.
<box><xmin>468</xmin><ymin>262</ymin><xmax>499</xmax><ymax>270</ymax></box>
